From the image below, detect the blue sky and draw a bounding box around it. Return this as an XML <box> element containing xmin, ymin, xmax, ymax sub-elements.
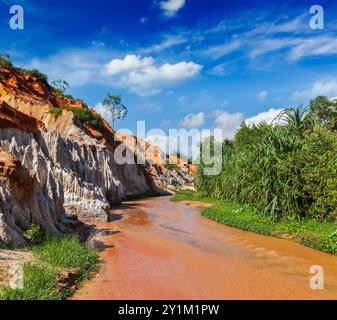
<box><xmin>1</xmin><ymin>0</ymin><xmax>337</xmax><ymax>140</ymax></box>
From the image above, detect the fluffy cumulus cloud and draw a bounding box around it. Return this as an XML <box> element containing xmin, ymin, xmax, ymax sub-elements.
<box><xmin>106</xmin><ymin>55</ymin><xmax>202</xmax><ymax>96</ymax></box>
<box><xmin>102</xmin><ymin>55</ymin><xmax>154</xmax><ymax>76</ymax></box>
<box><xmin>158</xmin><ymin>0</ymin><xmax>186</xmax><ymax>17</ymax></box>
<box><xmin>292</xmin><ymin>81</ymin><xmax>337</xmax><ymax>101</ymax></box>
<box><xmin>245</xmin><ymin>108</ymin><xmax>284</xmax><ymax>126</ymax></box>
<box><xmin>212</xmin><ymin>110</ymin><xmax>244</xmax><ymax>139</ymax></box>
<box><xmin>180</xmin><ymin>112</ymin><xmax>205</xmax><ymax>128</ymax></box>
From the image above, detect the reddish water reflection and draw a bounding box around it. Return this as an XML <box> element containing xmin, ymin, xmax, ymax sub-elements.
<box><xmin>74</xmin><ymin>196</ymin><xmax>337</xmax><ymax>300</ymax></box>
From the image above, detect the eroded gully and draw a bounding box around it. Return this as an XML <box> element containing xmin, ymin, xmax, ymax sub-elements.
<box><xmin>73</xmin><ymin>196</ymin><xmax>337</xmax><ymax>300</ymax></box>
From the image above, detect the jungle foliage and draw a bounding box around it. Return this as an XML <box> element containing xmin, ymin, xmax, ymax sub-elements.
<box><xmin>196</xmin><ymin>96</ymin><xmax>337</xmax><ymax>221</ymax></box>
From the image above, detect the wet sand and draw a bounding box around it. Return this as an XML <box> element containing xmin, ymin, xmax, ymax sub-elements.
<box><xmin>74</xmin><ymin>196</ymin><xmax>337</xmax><ymax>300</ymax></box>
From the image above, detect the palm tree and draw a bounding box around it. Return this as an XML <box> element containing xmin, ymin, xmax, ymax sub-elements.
<box><xmin>274</xmin><ymin>105</ymin><xmax>310</xmax><ymax>134</ymax></box>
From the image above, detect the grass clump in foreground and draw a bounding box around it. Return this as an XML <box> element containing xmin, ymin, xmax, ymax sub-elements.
<box><xmin>0</xmin><ymin>236</ymin><xmax>99</xmax><ymax>300</ymax></box>
<box><xmin>171</xmin><ymin>190</ymin><xmax>337</xmax><ymax>255</ymax></box>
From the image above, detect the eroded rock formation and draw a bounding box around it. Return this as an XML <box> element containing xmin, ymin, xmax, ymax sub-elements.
<box><xmin>0</xmin><ymin>66</ymin><xmax>194</xmax><ymax>247</ymax></box>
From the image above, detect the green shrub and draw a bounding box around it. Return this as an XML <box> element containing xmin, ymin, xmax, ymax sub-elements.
<box><xmin>48</xmin><ymin>107</ymin><xmax>63</xmax><ymax>117</ymax></box>
<box><xmin>48</xmin><ymin>106</ymin><xmax>102</xmax><ymax>128</ymax></box>
<box><xmin>26</xmin><ymin>224</ymin><xmax>45</xmax><ymax>244</ymax></box>
<box><xmin>66</xmin><ymin>107</ymin><xmax>102</xmax><ymax>129</ymax></box>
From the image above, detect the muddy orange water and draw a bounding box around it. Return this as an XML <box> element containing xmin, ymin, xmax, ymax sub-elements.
<box><xmin>74</xmin><ymin>196</ymin><xmax>337</xmax><ymax>300</ymax></box>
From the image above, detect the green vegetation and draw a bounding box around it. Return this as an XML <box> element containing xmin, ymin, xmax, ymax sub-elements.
<box><xmin>50</xmin><ymin>79</ymin><xmax>69</xmax><ymax>96</ymax></box>
<box><xmin>102</xmin><ymin>93</ymin><xmax>128</xmax><ymax>129</ymax></box>
<box><xmin>197</xmin><ymin>98</ymin><xmax>337</xmax><ymax>221</ymax></box>
<box><xmin>0</xmin><ymin>52</ymin><xmax>13</xmax><ymax>68</ymax></box>
<box><xmin>32</xmin><ymin>236</ymin><xmax>99</xmax><ymax>281</ymax></box>
<box><xmin>26</xmin><ymin>224</ymin><xmax>45</xmax><ymax>244</ymax></box>
<box><xmin>171</xmin><ymin>190</ymin><xmax>337</xmax><ymax>255</ymax></box>
<box><xmin>48</xmin><ymin>106</ymin><xmax>102</xmax><ymax>128</ymax></box>
<box><xmin>1</xmin><ymin>262</ymin><xmax>65</xmax><ymax>300</ymax></box>
<box><xmin>170</xmin><ymin>189</ymin><xmax>217</xmax><ymax>204</ymax></box>
<box><xmin>0</xmin><ymin>236</ymin><xmax>99</xmax><ymax>300</ymax></box>
<box><xmin>25</xmin><ymin>69</ymin><xmax>48</xmax><ymax>82</ymax></box>
<box><xmin>48</xmin><ymin>107</ymin><xmax>63</xmax><ymax>117</ymax></box>
<box><xmin>67</xmin><ymin>107</ymin><xmax>102</xmax><ymax>128</ymax></box>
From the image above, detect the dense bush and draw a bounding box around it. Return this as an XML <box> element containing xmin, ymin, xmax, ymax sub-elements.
<box><xmin>67</xmin><ymin>107</ymin><xmax>102</xmax><ymax>128</ymax></box>
<box><xmin>26</xmin><ymin>224</ymin><xmax>45</xmax><ymax>244</ymax></box>
<box><xmin>48</xmin><ymin>107</ymin><xmax>102</xmax><ymax>128</ymax></box>
<box><xmin>196</xmin><ymin>97</ymin><xmax>337</xmax><ymax>220</ymax></box>
<box><xmin>48</xmin><ymin>107</ymin><xmax>63</xmax><ymax>117</ymax></box>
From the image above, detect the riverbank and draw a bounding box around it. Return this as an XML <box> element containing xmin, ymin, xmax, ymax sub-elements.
<box><xmin>171</xmin><ymin>190</ymin><xmax>337</xmax><ymax>255</ymax></box>
<box><xmin>0</xmin><ymin>236</ymin><xmax>99</xmax><ymax>300</ymax></box>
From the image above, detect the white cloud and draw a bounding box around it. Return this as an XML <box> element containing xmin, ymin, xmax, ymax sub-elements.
<box><xmin>245</xmin><ymin>14</ymin><xmax>307</xmax><ymax>37</ymax></box>
<box><xmin>140</xmin><ymin>35</ymin><xmax>187</xmax><ymax>54</ymax></box>
<box><xmin>245</xmin><ymin>108</ymin><xmax>284</xmax><ymax>126</ymax></box>
<box><xmin>258</xmin><ymin>90</ymin><xmax>268</xmax><ymax>102</ymax></box>
<box><xmin>292</xmin><ymin>81</ymin><xmax>337</xmax><ymax>101</ymax></box>
<box><xmin>102</xmin><ymin>54</ymin><xmax>154</xmax><ymax>76</ymax></box>
<box><xmin>198</xmin><ymin>13</ymin><xmax>337</xmax><ymax>63</ymax></box>
<box><xmin>27</xmin><ymin>48</ymin><xmax>105</xmax><ymax>86</ymax></box>
<box><xmin>118</xmin><ymin>58</ymin><xmax>202</xmax><ymax>96</ymax></box>
<box><xmin>288</xmin><ymin>36</ymin><xmax>337</xmax><ymax>61</ymax></box>
<box><xmin>201</xmin><ymin>39</ymin><xmax>243</xmax><ymax>59</ymax></box>
<box><xmin>212</xmin><ymin>110</ymin><xmax>244</xmax><ymax>139</ymax></box>
<box><xmin>158</xmin><ymin>0</ymin><xmax>186</xmax><ymax>17</ymax></box>
<box><xmin>180</xmin><ymin>112</ymin><xmax>205</xmax><ymax>128</ymax></box>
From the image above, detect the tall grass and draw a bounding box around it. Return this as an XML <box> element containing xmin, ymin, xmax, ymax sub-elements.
<box><xmin>0</xmin><ymin>236</ymin><xmax>99</xmax><ymax>300</ymax></box>
<box><xmin>32</xmin><ymin>236</ymin><xmax>99</xmax><ymax>281</ymax></box>
<box><xmin>196</xmin><ymin>102</ymin><xmax>337</xmax><ymax>220</ymax></box>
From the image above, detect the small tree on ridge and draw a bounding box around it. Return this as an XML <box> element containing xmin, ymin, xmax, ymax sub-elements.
<box><xmin>103</xmin><ymin>93</ymin><xmax>128</xmax><ymax>129</ymax></box>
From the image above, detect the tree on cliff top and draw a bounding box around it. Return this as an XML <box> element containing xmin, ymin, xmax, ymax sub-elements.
<box><xmin>0</xmin><ymin>52</ymin><xmax>12</xmax><ymax>68</ymax></box>
<box><xmin>102</xmin><ymin>93</ymin><xmax>128</xmax><ymax>130</ymax></box>
<box><xmin>51</xmin><ymin>79</ymin><xmax>69</xmax><ymax>96</ymax></box>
